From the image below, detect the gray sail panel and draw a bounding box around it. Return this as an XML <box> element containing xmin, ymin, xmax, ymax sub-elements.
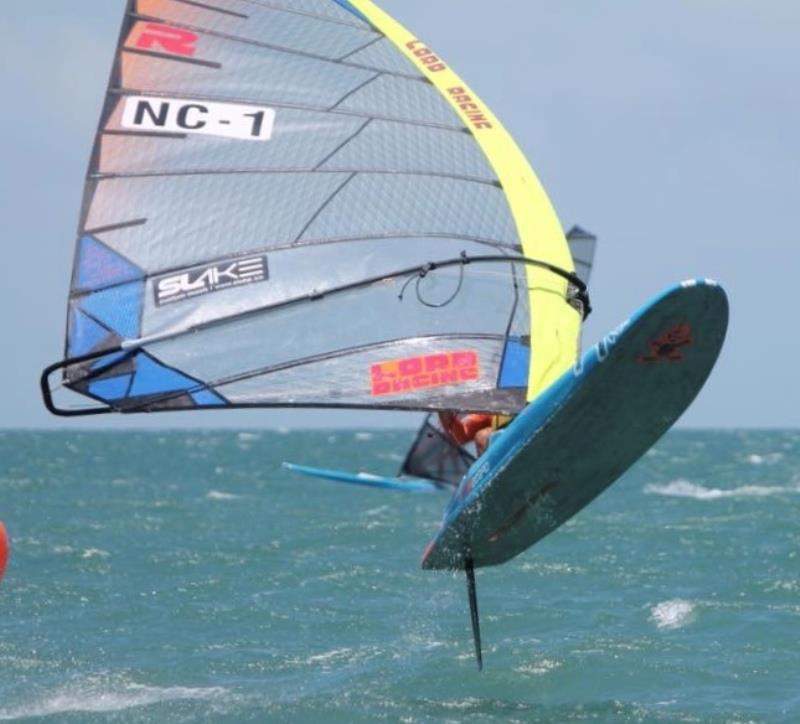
<box><xmin>235</xmin><ymin>0</ymin><xmax>372</xmax><ymax>27</ymax></box>
<box><xmin>82</xmin><ymin>173</ymin><xmax>516</xmax><ymax>280</ymax></box>
<box><xmin>94</xmin><ymin>261</ymin><xmax>527</xmax><ymax>412</ymax></box>
<box><xmin>214</xmin><ymin>339</ymin><xmax>509</xmax><ymax>409</ymax></box>
<box><xmin>341</xmin><ymin>37</ymin><xmax>421</xmax><ymax>75</ymax></box>
<box><xmin>81</xmin><ymin>173</ymin><xmax>352</xmax><ymax>273</ymax></box>
<box><xmin>99</xmin><ymin>105</ymin><xmax>367</xmax><ymax>174</ymax></box>
<box><xmin>141</xmin><ymin>262</ymin><xmax>519</xmax><ymax>376</ymax></box>
<box><xmin>335</xmin><ymin>74</ymin><xmax>462</xmax><ymax>126</ymax></box>
<box><xmin>316</xmin><ymin>122</ymin><xmax>497</xmax><ymax>180</ymax></box>
<box><xmin>120</xmin><ymin>43</ymin><xmax>376</xmax><ymax>110</ymax></box>
<box><xmin>297</xmin><ymin>176</ymin><xmax>518</xmax><ymax>244</ymax></box>
<box><xmin>135</xmin><ymin>237</ymin><xmax>507</xmax><ymax>340</ymax></box>
<box><xmin>151</xmin><ymin>333</ymin><xmax>510</xmax><ymax>410</ymax></box>
<box><xmin>99</xmin><ymin>104</ymin><xmax>494</xmax><ymax>180</ymax></box>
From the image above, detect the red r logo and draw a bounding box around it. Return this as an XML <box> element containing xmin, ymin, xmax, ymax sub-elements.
<box><xmin>134</xmin><ymin>23</ymin><xmax>198</xmax><ymax>58</ymax></box>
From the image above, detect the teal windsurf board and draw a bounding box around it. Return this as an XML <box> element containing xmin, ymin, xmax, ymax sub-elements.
<box><xmin>423</xmin><ymin>280</ymin><xmax>728</xmax><ymax>571</ymax></box>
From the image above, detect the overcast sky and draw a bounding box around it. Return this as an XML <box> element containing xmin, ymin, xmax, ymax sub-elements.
<box><xmin>1</xmin><ymin>1</ymin><xmax>797</xmax><ymax>429</ymax></box>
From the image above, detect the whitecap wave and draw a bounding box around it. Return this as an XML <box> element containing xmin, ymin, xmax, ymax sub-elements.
<box><xmin>354</xmin><ymin>432</ymin><xmax>374</xmax><ymax>441</ymax></box>
<box><xmin>644</xmin><ymin>479</ymin><xmax>800</xmax><ymax>500</ymax></box>
<box><xmin>650</xmin><ymin>599</ymin><xmax>695</xmax><ymax>629</ymax></box>
<box><xmin>0</xmin><ymin>677</ymin><xmax>230</xmax><ymax>720</ymax></box>
<box><xmin>305</xmin><ymin>647</ymin><xmax>353</xmax><ymax>665</ymax></box>
<box><xmin>206</xmin><ymin>490</ymin><xmax>243</xmax><ymax>501</ymax></box>
<box><xmin>81</xmin><ymin>548</ymin><xmax>110</xmax><ymax>560</ymax></box>
<box><xmin>747</xmin><ymin>452</ymin><xmax>784</xmax><ymax>465</ymax></box>
<box><xmin>515</xmin><ymin>658</ymin><xmax>561</xmax><ymax>675</ymax></box>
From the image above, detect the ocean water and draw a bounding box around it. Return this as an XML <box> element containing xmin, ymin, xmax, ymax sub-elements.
<box><xmin>0</xmin><ymin>429</ymin><xmax>798</xmax><ymax>723</ymax></box>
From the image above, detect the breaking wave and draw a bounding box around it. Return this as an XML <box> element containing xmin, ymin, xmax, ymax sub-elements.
<box><xmin>206</xmin><ymin>490</ymin><xmax>244</xmax><ymax>501</ymax></box>
<box><xmin>747</xmin><ymin>452</ymin><xmax>784</xmax><ymax>465</ymax></box>
<box><xmin>650</xmin><ymin>599</ymin><xmax>695</xmax><ymax>630</ymax></box>
<box><xmin>0</xmin><ymin>676</ymin><xmax>231</xmax><ymax>720</ymax></box>
<box><xmin>644</xmin><ymin>479</ymin><xmax>800</xmax><ymax>500</ymax></box>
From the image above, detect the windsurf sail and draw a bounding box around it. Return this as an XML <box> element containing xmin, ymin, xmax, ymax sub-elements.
<box><xmin>42</xmin><ymin>0</ymin><xmax>589</xmax><ymax>417</ymax></box>
<box><xmin>399</xmin><ymin>414</ymin><xmax>474</xmax><ymax>487</ymax></box>
<box><xmin>566</xmin><ymin>226</ymin><xmax>597</xmax><ymax>288</ymax></box>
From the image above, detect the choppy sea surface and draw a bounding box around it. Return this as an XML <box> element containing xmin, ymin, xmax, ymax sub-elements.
<box><xmin>0</xmin><ymin>429</ymin><xmax>798</xmax><ymax>723</ymax></box>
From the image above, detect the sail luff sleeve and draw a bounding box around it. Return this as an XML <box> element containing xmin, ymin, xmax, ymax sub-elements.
<box><xmin>349</xmin><ymin>0</ymin><xmax>582</xmax><ymax>400</ymax></box>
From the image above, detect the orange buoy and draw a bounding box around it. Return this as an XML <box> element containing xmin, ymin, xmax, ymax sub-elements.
<box><xmin>0</xmin><ymin>521</ymin><xmax>9</xmax><ymax>583</ymax></box>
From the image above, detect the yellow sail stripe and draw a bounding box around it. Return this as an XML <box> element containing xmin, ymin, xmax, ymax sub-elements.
<box><xmin>349</xmin><ymin>0</ymin><xmax>581</xmax><ymax>399</ymax></box>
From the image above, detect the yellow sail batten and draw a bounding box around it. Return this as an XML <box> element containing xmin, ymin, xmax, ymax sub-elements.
<box><xmin>350</xmin><ymin>0</ymin><xmax>581</xmax><ymax>399</ymax></box>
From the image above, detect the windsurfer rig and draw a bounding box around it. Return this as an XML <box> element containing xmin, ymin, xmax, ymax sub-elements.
<box><xmin>41</xmin><ymin>0</ymin><xmax>728</xmax><ymax>670</ymax></box>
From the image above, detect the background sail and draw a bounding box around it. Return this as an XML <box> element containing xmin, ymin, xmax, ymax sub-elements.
<box><xmin>566</xmin><ymin>226</ymin><xmax>597</xmax><ymax>287</ymax></box>
<box><xmin>53</xmin><ymin>0</ymin><xmax>582</xmax><ymax>415</ymax></box>
<box><xmin>399</xmin><ymin>414</ymin><xmax>475</xmax><ymax>487</ymax></box>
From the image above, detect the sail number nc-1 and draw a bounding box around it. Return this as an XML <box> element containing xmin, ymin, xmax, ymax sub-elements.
<box><xmin>122</xmin><ymin>96</ymin><xmax>276</xmax><ymax>141</ymax></box>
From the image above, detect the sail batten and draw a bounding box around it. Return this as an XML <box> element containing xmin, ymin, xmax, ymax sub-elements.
<box><xmin>91</xmin><ymin>169</ymin><xmax>501</xmax><ymax>186</ymax></box>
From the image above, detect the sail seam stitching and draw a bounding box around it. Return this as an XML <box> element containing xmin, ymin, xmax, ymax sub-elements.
<box><xmin>83</xmin><ymin>218</ymin><xmax>148</xmax><ymax>236</ymax></box>
<box><xmin>170</xmin><ymin>0</ymin><xmax>249</xmax><ymax>19</ymax></box>
<box><xmin>337</xmin><ymin>34</ymin><xmax>383</xmax><ymax>61</ymax></box>
<box><xmin>122</xmin><ymin>46</ymin><xmax>223</xmax><ymax>69</ymax></box>
<box><xmin>292</xmin><ymin>172</ymin><xmax>358</xmax><ymax>243</ymax></box>
<box><xmin>314</xmin><ymin>118</ymin><xmax>373</xmax><ymax>169</ymax></box>
<box><xmin>91</xmin><ymin>167</ymin><xmax>498</xmax><ymax>187</ymax></box>
<box><xmin>234</xmin><ymin>0</ymin><xmax>373</xmax><ymax>31</ymax></box>
<box><xmin>328</xmin><ymin>73</ymin><xmax>383</xmax><ymax>111</ymax></box>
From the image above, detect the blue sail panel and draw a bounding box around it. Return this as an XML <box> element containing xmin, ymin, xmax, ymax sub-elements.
<box><xmin>76</xmin><ymin>236</ymin><xmax>144</xmax><ymax>291</ymax></box>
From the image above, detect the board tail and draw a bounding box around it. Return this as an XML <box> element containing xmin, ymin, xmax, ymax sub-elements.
<box><xmin>282</xmin><ymin>462</ymin><xmax>443</xmax><ymax>493</ymax></box>
<box><xmin>465</xmin><ymin>558</ymin><xmax>483</xmax><ymax>671</ymax></box>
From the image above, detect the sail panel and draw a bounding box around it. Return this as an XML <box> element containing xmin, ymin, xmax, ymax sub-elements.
<box><xmin>65</xmin><ymin>258</ymin><xmax>529</xmax><ymax>413</ymax></box>
<box><xmin>81</xmin><ymin>173</ymin><xmax>351</xmax><ymax>272</ymax></box>
<box><xmin>212</xmin><ymin>337</ymin><xmax>513</xmax><ymax>410</ymax></box>
<box><xmin>78</xmin><ymin>174</ymin><xmax>513</xmax><ymax>281</ymax></box>
<box><xmin>340</xmin><ymin>37</ymin><xmax>421</xmax><ymax>75</ymax></box>
<box><xmin>130</xmin><ymin>262</ymin><xmax>519</xmax><ymax>375</ymax></box>
<box><xmin>295</xmin><ymin>175</ymin><xmax>516</xmax><ymax>243</ymax></box>
<box><xmin>99</xmin><ymin>113</ymin><xmax>494</xmax><ymax>178</ymax></box>
<box><xmin>131</xmin><ymin>238</ymin><xmax>518</xmax><ymax>340</ymax></box>
<box><xmin>132</xmin><ymin>1</ymin><xmax>376</xmax><ymax>60</ymax></box>
<box><xmin>566</xmin><ymin>225</ymin><xmax>598</xmax><ymax>287</ymax></box>
<box><xmin>400</xmin><ymin>414</ymin><xmax>475</xmax><ymax>486</ymax></box>
<box><xmin>119</xmin><ymin>44</ymin><xmax>376</xmax><ymax>111</ymax></box>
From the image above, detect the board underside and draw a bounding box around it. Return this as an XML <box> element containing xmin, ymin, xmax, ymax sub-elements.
<box><xmin>422</xmin><ymin>281</ymin><xmax>728</xmax><ymax>570</ymax></box>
